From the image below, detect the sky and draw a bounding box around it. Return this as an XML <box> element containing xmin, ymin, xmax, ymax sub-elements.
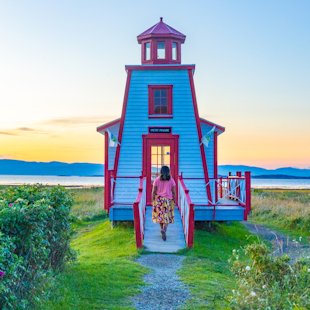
<box><xmin>0</xmin><ymin>0</ymin><xmax>309</xmax><ymax>168</ymax></box>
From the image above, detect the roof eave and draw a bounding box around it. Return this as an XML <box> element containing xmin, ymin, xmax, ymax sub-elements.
<box><xmin>137</xmin><ymin>33</ymin><xmax>186</xmax><ymax>44</ymax></box>
<box><xmin>96</xmin><ymin>118</ymin><xmax>121</xmax><ymax>133</ymax></box>
<box><xmin>200</xmin><ymin>118</ymin><xmax>225</xmax><ymax>134</ymax></box>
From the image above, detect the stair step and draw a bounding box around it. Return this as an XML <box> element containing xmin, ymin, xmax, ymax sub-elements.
<box><xmin>143</xmin><ymin>207</ymin><xmax>186</xmax><ymax>253</ymax></box>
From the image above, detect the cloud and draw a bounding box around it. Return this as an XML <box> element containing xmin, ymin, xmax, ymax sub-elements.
<box><xmin>0</xmin><ymin>131</ymin><xmax>18</xmax><ymax>136</ymax></box>
<box><xmin>0</xmin><ymin>127</ymin><xmax>47</xmax><ymax>136</ymax></box>
<box><xmin>42</xmin><ymin>116</ymin><xmax>118</xmax><ymax>127</ymax></box>
<box><xmin>17</xmin><ymin>127</ymin><xmax>36</xmax><ymax>132</ymax></box>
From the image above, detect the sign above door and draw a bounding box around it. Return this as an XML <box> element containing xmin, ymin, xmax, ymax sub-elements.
<box><xmin>148</xmin><ymin>127</ymin><xmax>172</xmax><ymax>134</ymax></box>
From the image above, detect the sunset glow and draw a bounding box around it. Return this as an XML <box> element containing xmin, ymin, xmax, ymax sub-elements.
<box><xmin>0</xmin><ymin>1</ymin><xmax>309</xmax><ymax>168</ymax></box>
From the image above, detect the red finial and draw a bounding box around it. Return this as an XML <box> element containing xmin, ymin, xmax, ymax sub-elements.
<box><xmin>160</xmin><ymin>17</ymin><xmax>163</xmax><ymax>22</ymax></box>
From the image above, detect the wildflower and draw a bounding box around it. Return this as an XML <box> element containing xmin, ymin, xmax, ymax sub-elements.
<box><xmin>232</xmin><ymin>249</ymin><xmax>236</xmax><ymax>254</ymax></box>
<box><xmin>0</xmin><ymin>270</ymin><xmax>5</xmax><ymax>278</ymax></box>
<box><xmin>250</xmin><ymin>291</ymin><xmax>256</xmax><ymax>297</ymax></box>
<box><xmin>245</xmin><ymin>266</ymin><xmax>251</xmax><ymax>271</ymax></box>
<box><xmin>262</xmin><ymin>285</ymin><xmax>267</xmax><ymax>289</ymax></box>
<box><xmin>8</xmin><ymin>203</ymin><xmax>13</xmax><ymax>207</ymax></box>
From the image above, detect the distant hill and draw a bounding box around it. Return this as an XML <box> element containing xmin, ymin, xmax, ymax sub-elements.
<box><xmin>0</xmin><ymin>160</ymin><xmax>103</xmax><ymax>176</ymax></box>
<box><xmin>218</xmin><ymin>165</ymin><xmax>310</xmax><ymax>178</ymax></box>
<box><xmin>0</xmin><ymin>160</ymin><xmax>309</xmax><ymax>178</ymax></box>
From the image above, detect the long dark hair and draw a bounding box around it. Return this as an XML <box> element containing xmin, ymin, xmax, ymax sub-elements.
<box><xmin>160</xmin><ymin>165</ymin><xmax>171</xmax><ymax>181</ymax></box>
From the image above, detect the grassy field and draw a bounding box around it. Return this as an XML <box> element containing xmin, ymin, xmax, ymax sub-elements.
<box><xmin>40</xmin><ymin>220</ymin><xmax>147</xmax><ymax>309</ymax></box>
<box><xmin>38</xmin><ymin>187</ymin><xmax>309</xmax><ymax>309</ymax></box>
<box><xmin>39</xmin><ymin>186</ymin><xmax>147</xmax><ymax>309</ymax></box>
<box><xmin>250</xmin><ymin>189</ymin><xmax>310</xmax><ymax>236</ymax></box>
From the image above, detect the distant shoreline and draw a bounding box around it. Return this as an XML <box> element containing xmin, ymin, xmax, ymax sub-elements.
<box><xmin>0</xmin><ymin>185</ymin><xmax>309</xmax><ymax>190</ymax></box>
<box><xmin>0</xmin><ymin>174</ymin><xmax>309</xmax><ymax>179</ymax></box>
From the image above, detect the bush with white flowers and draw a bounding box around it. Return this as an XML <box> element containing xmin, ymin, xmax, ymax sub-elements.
<box><xmin>229</xmin><ymin>243</ymin><xmax>310</xmax><ymax>309</ymax></box>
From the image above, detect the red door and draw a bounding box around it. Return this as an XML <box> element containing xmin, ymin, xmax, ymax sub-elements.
<box><xmin>143</xmin><ymin>134</ymin><xmax>179</xmax><ymax>204</ymax></box>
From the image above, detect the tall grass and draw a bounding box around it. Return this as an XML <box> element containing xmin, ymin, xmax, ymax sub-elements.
<box><xmin>68</xmin><ymin>187</ymin><xmax>105</xmax><ymax>220</ymax></box>
<box><xmin>251</xmin><ymin>189</ymin><xmax>310</xmax><ymax>235</ymax></box>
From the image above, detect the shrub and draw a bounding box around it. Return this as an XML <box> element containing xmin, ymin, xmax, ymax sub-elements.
<box><xmin>229</xmin><ymin>243</ymin><xmax>310</xmax><ymax>309</ymax></box>
<box><xmin>0</xmin><ymin>185</ymin><xmax>75</xmax><ymax>309</ymax></box>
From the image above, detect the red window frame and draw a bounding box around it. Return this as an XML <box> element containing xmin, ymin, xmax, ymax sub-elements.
<box><xmin>172</xmin><ymin>42</ymin><xmax>178</xmax><ymax>61</ymax></box>
<box><xmin>156</xmin><ymin>41</ymin><xmax>166</xmax><ymax>59</ymax></box>
<box><xmin>148</xmin><ymin>85</ymin><xmax>173</xmax><ymax>117</ymax></box>
<box><xmin>144</xmin><ymin>41</ymin><xmax>151</xmax><ymax>61</ymax></box>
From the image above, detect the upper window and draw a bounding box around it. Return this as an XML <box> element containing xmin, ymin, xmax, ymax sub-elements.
<box><xmin>144</xmin><ymin>42</ymin><xmax>151</xmax><ymax>61</ymax></box>
<box><xmin>157</xmin><ymin>42</ymin><xmax>165</xmax><ymax>59</ymax></box>
<box><xmin>172</xmin><ymin>42</ymin><xmax>178</xmax><ymax>60</ymax></box>
<box><xmin>149</xmin><ymin>85</ymin><xmax>172</xmax><ymax>116</ymax></box>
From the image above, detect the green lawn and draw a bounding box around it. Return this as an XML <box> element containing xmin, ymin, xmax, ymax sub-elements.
<box><xmin>38</xmin><ymin>186</ymin><xmax>146</xmax><ymax>309</ymax></box>
<box><xmin>179</xmin><ymin>223</ymin><xmax>258</xmax><ymax>309</ymax></box>
<box><xmin>40</xmin><ymin>220</ymin><xmax>147</xmax><ymax>310</ymax></box>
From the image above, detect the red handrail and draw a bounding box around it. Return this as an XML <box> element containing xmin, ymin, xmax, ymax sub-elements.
<box><xmin>133</xmin><ymin>177</ymin><xmax>146</xmax><ymax>248</ymax></box>
<box><xmin>180</xmin><ymin>172</ymin><xmax>251</xmax><ymax>220</ymax></box>
<box><xmin>244</xmin><ymin>171</ymin><xmax>251</xmax><ymax>220</ymax></box>
<box><xmin>178</xmin><ymin>175</ymin><xmax>194</xmax><ymax>248</ymax></box>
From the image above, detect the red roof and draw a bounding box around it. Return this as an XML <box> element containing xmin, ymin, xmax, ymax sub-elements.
<box><xmin>96</xmin><ymin>118</ymin><xmax>121</xmax><ymax>133</ymax></box>
<box><xmin>137</xmin><ymin>17</ymin><xmax>186</xmax><ymax>43</ymax></box>
<box><xmin>200</xmin><ymin>118</ymin><xmax>225</xmax><ymax>133</ymax></box>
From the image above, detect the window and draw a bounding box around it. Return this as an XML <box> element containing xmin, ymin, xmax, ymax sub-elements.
<box><xmin>144</xmin><ymin>42</ymin><xmax>151</xmax><ymax>61</ymax></box>
<box><xmin>151</xmin><ymin>146</ymin><xmax>170</xmax><ymax>181</ymax></box>
<box><xmin>172</xmin><ymin>42</ymin><xmax>178</xmax><ymax>60</ymax></box>
<box><xmin>149</xmin><ymin>85</ymin><xmax>173</xmax><ymax>116</ymax></box>
<box><xmin>157</xmin><ymin>41</ymin><xmax>165</xmax><ymax>59</ymax></box>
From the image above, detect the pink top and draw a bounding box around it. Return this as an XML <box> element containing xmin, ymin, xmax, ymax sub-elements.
<box><xmin>153</xmin><ymin>176</ymin><xmax>176</xmax><ymax>200</ymax></box>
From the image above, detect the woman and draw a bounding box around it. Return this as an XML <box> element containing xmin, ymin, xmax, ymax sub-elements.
<box><xmin>152</xmin><ymin>166</ymin><xmax>176</xmax><ymax>241</ymax></box>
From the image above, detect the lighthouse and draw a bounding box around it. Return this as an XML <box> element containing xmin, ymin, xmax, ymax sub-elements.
<box><xmin>97</xmin><ymin>18</ymin><xmax>251</xmax><ymax>249</ymax></box>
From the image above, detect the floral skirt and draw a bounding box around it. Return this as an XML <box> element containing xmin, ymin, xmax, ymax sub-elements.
<box><xmin>152</xmin><ymin>196</ymin><xmax>174</xmax><ymax>224</ymax></box>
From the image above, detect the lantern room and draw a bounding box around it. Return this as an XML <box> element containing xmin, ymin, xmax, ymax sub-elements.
<box><xmin>137</xmin><ymin>17</ymin><xmax>186</xmax><ymax>64</ymax></box>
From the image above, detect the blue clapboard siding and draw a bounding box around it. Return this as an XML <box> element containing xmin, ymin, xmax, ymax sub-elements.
<box><xmin>115</xmin><ymin>68</ymin><xmax>207</xmax><ymax>205</ymax></box>
<box><xmin>194</xmin><ymin>206</ymin><xmax>244</xmax><ymax>221</ymax></box>
<box><xmin>113</xmin><ymin>178</ymin><xmax>140</xmax><ymax>203</ymax></box>
<box><xmin>109</xmin><ymin>206</ymin><xmax>133</xmax><ymax>221</ymax></box>
<box><xmin>108</xmin><ymin>123</ymin><xmax>120</xmax><ymax>170</ymax></box>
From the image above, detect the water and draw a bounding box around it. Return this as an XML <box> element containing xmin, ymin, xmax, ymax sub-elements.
<box><xmin>251</xmin><ymin>178</ymin><xmax>310</xmax><ymax>189</ymax></box>
<box><xmin>0</xmin><ymin>175</ymin><xmax>309</xmax><ymax>189</ymax></box>
<box><xmin>0</xmin><ymin>175</ymin><xmax>104</xmax><ymax>187</ymax></box>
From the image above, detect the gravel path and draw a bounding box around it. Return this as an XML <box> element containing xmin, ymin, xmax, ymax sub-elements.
<box><xmin>243</xmin><ymin>222</ymin><xmax>310</xmax><ymax>262</ymax></box>
<box><xmin>132</xmin><ymin>254</ymin><xmax>190</xmax><ymax>310</ymax></box>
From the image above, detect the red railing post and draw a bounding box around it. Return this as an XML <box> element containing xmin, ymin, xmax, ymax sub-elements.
<box><xmin>133</xmin><ymin>202</ymin><xmax>142</xmax><ymax>248</ymax></box>
<box><xmin>187</xmin><ymin>203</ymin><xmax>195</xmax><ymax>248</ymax></box>
<box><xmin>227</xmin><ymin>172</ymin><xmax>231</xmax><ymax>198</ymax></box>
<box><xmin>104</xmin><ymin>170</ymin><xmax>111</xmax><ymax>211</ymax></box>
<box><xmin>219</xmin><ymin>177</ymin><xmax>223</xmax><ymax>198</ymax></box>
<box><xmin>236</xmin><ymin>171</ymin><xmax>241</xmax><ymax>200</ymax></box>
<box><xmin>244</xmin><ymin>171</ymin><xmax>251</xmax><ymax>220</ymax></box>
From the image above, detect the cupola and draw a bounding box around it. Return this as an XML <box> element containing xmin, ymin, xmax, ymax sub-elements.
<box><xmin>137</xmin><ymin>17</ymin><xmax>186</xmax><ymax>64</ymax></box>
